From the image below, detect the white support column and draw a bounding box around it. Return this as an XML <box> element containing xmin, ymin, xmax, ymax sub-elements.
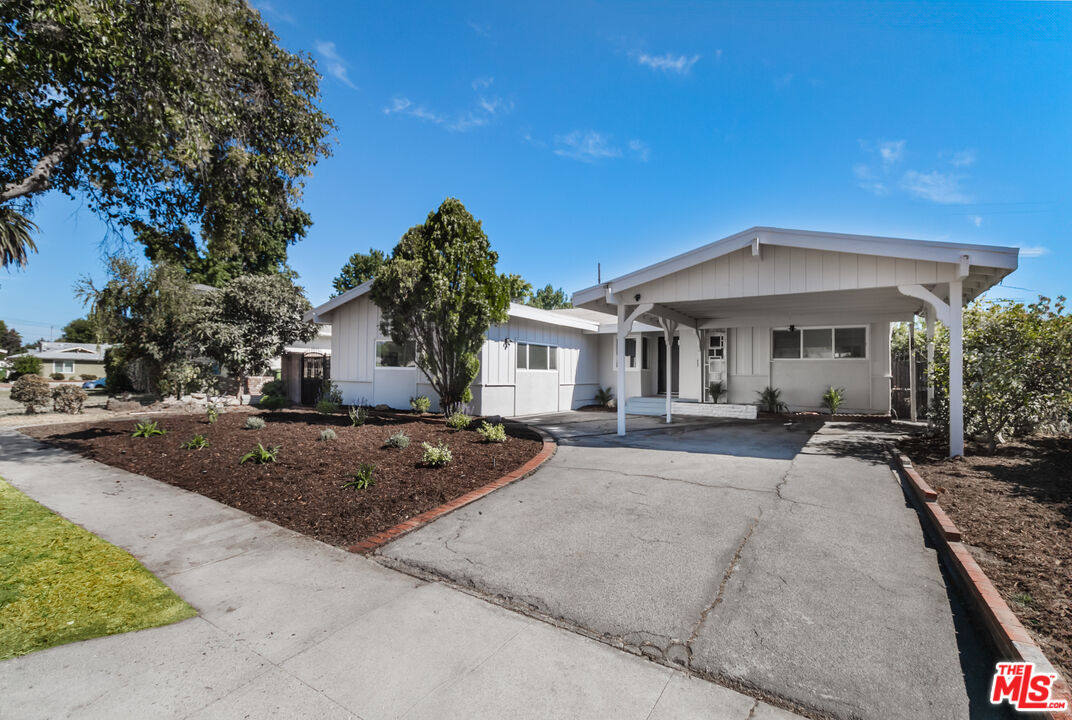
<box><xmin>659</xmin><ymin>318</ymin><xmax>679</xmax><ymax>423</ymax></box>
<box><xmin>908</xmin><ymin>317</ymin><xmax>917</xmax><ymax>422</ymax></box>
<box><xmin>695</xmin><ymin>327</ymin><xmax>705</xmax><ymax>403</ymax></box>
<box><xmin>925</xmin><ymin>307</ymin><xmax>935</xmax><ymax>418</ymax></box>
<box><xmin>617</xmin><ymin>303</ymin><xmax>628</xmax><ymax>436</ymax></box>
<box><xmin>948</xmin><ymin>280</ymin><xmax>964</xmax><ymax>457</ymax></box>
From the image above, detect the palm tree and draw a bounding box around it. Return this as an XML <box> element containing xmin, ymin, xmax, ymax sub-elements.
<box><xmin>1</xmin><ymin>206</ymin><xmax>38</xmax><ymax>268</ymax></box>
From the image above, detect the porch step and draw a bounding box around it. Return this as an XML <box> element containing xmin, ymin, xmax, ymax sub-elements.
<box><xmin>624</xmin><ymin>396</ymin><xmax>758</xmax><ymax>420</ymax></box>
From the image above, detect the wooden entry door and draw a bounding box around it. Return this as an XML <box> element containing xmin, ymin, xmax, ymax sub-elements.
<box><xmin>300</xmin><ymin>354</ymin><xmax>329</xmax><ymax>405</ymax></box>
<box><xmin>657</xmin><ymin>336</ymin><xmax>680</xmax><ymax>395</ymax></box>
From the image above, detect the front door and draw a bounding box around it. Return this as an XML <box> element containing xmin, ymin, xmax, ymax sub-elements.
<box><xmin>657</xmin><ymin>336</ymin><xmax>680</xmax><ymax>395</ymax></box>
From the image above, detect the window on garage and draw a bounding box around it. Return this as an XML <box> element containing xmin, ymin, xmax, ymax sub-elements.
<box><xmin>376</xmin><ymin>339</ymin><xmax>416</xmax><ymax>367</ymax></box>
<box><xmin>516</xmin><ymin>343</ymin><xmax>557</xmax><ymax>370</ymax></box>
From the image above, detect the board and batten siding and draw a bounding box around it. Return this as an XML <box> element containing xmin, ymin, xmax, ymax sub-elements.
<box><xmin>629</xmin><ymin>245</ymin><xmax>955</xmax><ymax>303</ymax></box>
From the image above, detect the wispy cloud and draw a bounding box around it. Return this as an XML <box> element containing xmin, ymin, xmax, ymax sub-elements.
<box><xmin>628</xmin><ymin>139</ymin><xmax>651</xmax><ymax>162</ymax></box>
<box><xmin>853</xmin><ymin>163</ymin><xmax>888</xmax><ymax>196</ymax></box>
<box><xmin>632</xmin><ymin>51</ymin><xmax>701</xmax><ymax>75</ymax></box>
<box><xmin>554</xmin><ymin>131</ymin><xmax>623</xmax><ymax>162</ymax></box>
<box><xmin>878</xmin><ymin>140</ymin><xmax>905</xmax><ymax>167</ymax></box>
<box><xmin>969</xmin><ymin>215</ymin><xmax>983</xmax><ymax>227</ymax></box>
<box><xmin>253</xmin><ymin>1</ymin><xmax>295</xmax><ymax>25</ymax></box>
<box><xmin>945</xmin><ymin>148</ymin><xmax>977</xmax><ymax>168</ymax></box>
<box><xmin>314</xmin><ymin>40</ymin><xmax>357</xmax><ymax>89</ymax></box>
<box><xmin>467</xmin><ymin>20</ymin><xmax>492</xmax><ymax>37</ymax></box>
<box><xmin>900</xmin><ymin>170</ymin><xmax>972</xmax><ymax>204</ymax></box>
<box><xmin>1017</xmin><ymin>245</ymin><xmax>1049</xmax><ymax>258</ymax></box>
<box><xmin>773</xmin><ymin>73</ymin><xmax>794</xmax><ymax>89</ymax></box>
<box><xmin>383</xmin><ymin>78</ymin><xmax>512</xmax><ymax>132</ymax></box>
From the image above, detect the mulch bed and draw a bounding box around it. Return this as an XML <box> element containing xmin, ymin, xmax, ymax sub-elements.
<box><xmin>24</xmin><ymin>408</ymin><xmax>543</xmax><ymax>548</ymax></box>
<box><xmin>899</xmin><ymin>434</ymin><xmax>1072</xmax><ymax>679</ymax></box>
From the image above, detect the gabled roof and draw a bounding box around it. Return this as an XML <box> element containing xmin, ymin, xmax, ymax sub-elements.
<box><xmin>11</xmin><ymin>342</ymin><xmax>112</xmax><ymax>362</ymax></box>
<box><xmin>573</xmin><ymin>226</ymin><xmax>1020</xmax><ymax>306</ymax></box>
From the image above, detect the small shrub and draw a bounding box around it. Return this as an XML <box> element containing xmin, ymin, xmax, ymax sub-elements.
<box><xmin>80</xmin><ymin>373</ymin><xmax>98</xmax><ymax>381</ymax></box>
<box><xmin>244</xmin><ymin>416</ymin><xmax>266</xmax><ymax>430</ymax></box>
<box><xmin>385</xmin><ymin>431</ymin><xmax>410</xmax><ymax>449</ymax></box>
<box><xmin>708</xmin><ymin>381</ymin><xmax>725</xmax><ymax>403</ymax></box>
<box><xmin>341</xmin><ymin>463</ymin><xmax>376</xmax><ymax>490</ymax></box>
<box><xmin>259</xmin><ymin>394</ymin><xmax>289</xmax><ymax>412</ymax></box>
<box><xmin>420</xmin><ymin>441</ymin><xmax>452</xmax><ymax>467</ymax></box>
<box><xmin>183</xmin><ymin>434</ymin><xmax>209</xmax><ymax>450</ymax></box>
<box><xmin>132</xmin><ymin>420</ymin><xmax>166</xmax><ymax>438</ymax></box>
<box><xmin>821</xmin><ymin>386</ymin><xmax>845</xmax><ymax>415</ymax></box>
<box><xmin>49</xmin><ymin>372</ymin><xmax>66</xmax><ymax>381</ymax></box>
<box><xmin>206</xmin><ymin>403</ymin><xmax>221</xmax><ymax>424</ymax></box>
<box><xmin>319</xmin><ymin>428</ymin><xmax>337</xmax><ymax>442</ymax></box>
<box><xmin>240</xmin><ymin>443</ymin><xmax>280</xmax><ymax>464</ymax></box>
<box><xmin>477</xmin><ymin>421</ymin><xmax>507</xmax><ymax>443</ymax></box>
<box><xmin>445</xmin><ymin>411</ymin><xmax>472</xmax><ymax>430</ymax></box>
<box><xmin>11</xmin><ymin>375</ymin><xmax>52</xmax><ymax>413</ymax></box>
<box><xmin>756</xmin><ymin>386</ymin><xmax>788</xmax><ymax>414</ymax></box>
<box><xmin>315</xmin><ymin>399</ymin><xmax>338</xmax><ymax>415</ymax></box>
<box><xmin>52</xmin><ymin>385</ymin><xmax>88</xmax><ymax>414</ymax></box>
<box><xmin>410</xmin><ymin>395</ymin><xmax>431</xmax><ymax>414</ymax></box>
<box><xmin>594</xmin><ymin>386</ymin><xmax>614</xmax><ymax>408</ymax></box>
<box><xmin>12</xmin><ymin>355</ymin><xmax>42</xmax><ymax>376</ymax></box>
<box><xmin>319</xmin><ymin>379</ymin><xmax>343</xmax><ymax>405</ymax></box>
<box><xmin>260</xmin><ymin>379</ymin><xmax>285</xmax><ymax>397</ymax></box>
<box><xmin>348</xmin><ymin>405</ymin><xmax>368</xmax><ymax>426</ymax></box>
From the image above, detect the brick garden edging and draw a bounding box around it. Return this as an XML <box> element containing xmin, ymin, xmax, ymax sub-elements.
<box><xmin>895</xmin><ymin>451</ymin><xmax>1072</xmax><ymax>719</ymax></box>
<box><xmin>348</xmin><ymin>423</ymin><xmax>557</xmax><ymax>555</ymax></box>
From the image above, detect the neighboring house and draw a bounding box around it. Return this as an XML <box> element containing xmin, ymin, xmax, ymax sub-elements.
<box><xmin>8</xmin><ymin>342</ymin><xmax>112</xmax><ymax>379</ymax></box>
<box><xmin>306</xmin><ymin>226</ymin><xmax>1018</xmax><ymax>457</ymax></box>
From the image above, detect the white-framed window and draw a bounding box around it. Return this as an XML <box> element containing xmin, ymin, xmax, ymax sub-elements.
<box><xmin>613</xmin><ymin>337</ymin><xmax>640</xmax><ymax>370</ymax></box>
<box><xmin>375</xmin><ymin>339</ymin><xmax>416</xmax><ymax>367</ymax></box>
<box><xmin>53</xmin><ymin>361</ymin><xmax>74</xmax><ymax>374</ymax></box>
<box><xmin>771</xmin><ymin>327</ymin><xmax>867</xmax><ymax>360</ymax></box>
<box><xmin>516</xmin><ymin>343</ymin><xmax>557</xmax><ymax>371</ymax></box>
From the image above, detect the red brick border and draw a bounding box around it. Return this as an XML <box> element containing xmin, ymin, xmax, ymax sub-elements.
<box><xmin>347</xmin><ymin>424</ymin><xmax>557</xmax><ymax>555</ymax></box>
<box><xmin>895</xmin><ymin>452</ymin><xmax>1071</xmax><ymax>719</ymax></box>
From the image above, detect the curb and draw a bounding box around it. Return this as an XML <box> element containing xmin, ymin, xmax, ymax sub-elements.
<box><xmin>894</xmin><ymin>452</ymin><xmax>1071</xmax><ymax>719</ymax></box>
<box><xmin>348</xmin><ymin>424</ymin><xmax>557</xmax><ymax>555</ymax></box>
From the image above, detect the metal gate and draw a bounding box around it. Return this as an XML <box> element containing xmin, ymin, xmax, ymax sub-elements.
<box><xmin>300</xmin><ymin>353</ymin><xmax>330</xmax><ymax>405</ymax></box>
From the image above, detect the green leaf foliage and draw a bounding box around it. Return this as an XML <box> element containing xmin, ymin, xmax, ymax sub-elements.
<box><xmin>1</xmin><ymin>0</ymin><xmax>334</xmax><ymax>276</ymax></box>
<box><xmin>929</xmin><ymin>296</ymin><xmax>1072</xmax><ymax>452</ymax></box>
<box><xmin>371</xmin><ymin>198</ymin><xmax>511</xmax><ymax>414</ymax></box>
<box><xmin>332</xmin><ymin>249</ymin><xmax>386</xmax><ymax>296</ymax></box>
<box><xmin>131</xmin><ymin>420</ymin><xmax>165</xmax><ymax>438</ymax></box>
<box><xmin>528</xmin><ymin>284</ymin><xmax>572</xmax><ymax>310</ymax></box>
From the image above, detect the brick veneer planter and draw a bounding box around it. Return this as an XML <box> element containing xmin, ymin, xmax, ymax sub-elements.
<box><xmin>895</xmin><ymin>452</ymin><xmax>1071</xmax><ymax>720</ymax></box>
<box><xmin>348</xmin><ymin>423</ymin><xmax>556</xmax><ymax>555</ymax></box>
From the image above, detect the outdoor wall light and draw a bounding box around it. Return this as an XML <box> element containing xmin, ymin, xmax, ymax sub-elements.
<box><xmin>789</xmin><ymin>324</ymin><xmax>796</xmax><ymax>332</ymax></box>
<box><xmin>634</xmin><ymin>293</ymin><xmax>642</xmax><ymax>302</ymax></box>
<box><xmin>503</xmin><ymin>338</ymin><xmax>512</xmax><ymax>348</ymax></box>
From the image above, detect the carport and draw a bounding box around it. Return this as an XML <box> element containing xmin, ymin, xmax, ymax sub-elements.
<box><xmin>572</xmin><ymin>226</ymin><xmax>1019</xmax><ymax>456</ymax></box>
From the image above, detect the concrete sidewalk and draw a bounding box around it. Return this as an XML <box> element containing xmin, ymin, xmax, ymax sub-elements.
<box><xmin>0</xmin><ymin>429</ymin><xmax>801</xmax><ymax>720</ymax></box>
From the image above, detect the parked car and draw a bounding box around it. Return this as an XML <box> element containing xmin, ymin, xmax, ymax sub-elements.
<box><xmin>82</xmin><ymin>377</ymin><xmax>107</xmax><ymax>389</ymax></box>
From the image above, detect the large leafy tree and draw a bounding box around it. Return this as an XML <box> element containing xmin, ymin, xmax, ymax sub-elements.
<box><xmin>195</xmin><ymin>274</ymin><xmax>318</xmax><ymax>399</ymax></box>
<box><xmin>76</xmin><ymin>256</ymin><xmax>203</xmax><ymax>395</ymax></box>
<box><xmin>58</xmin><ymin>317</ymin><xmax>99</xmax><ymax>343</ymax></box>
<box><xmin>371</xmin><ymin>198</ymin><xmax>511</xmax><ymax>413</ymax></box>
<box><xmin>0</xmin><ymin>0</ymin><xmax>333</xmax><ymax>275</ymax></box>
<box><xmin>930</xmin><ymin>296</ymin><xmax>1072</xmax><ymax>453</ymax></box>
<box><xmin>503</xmin><ymin>273</ymin><xmax>532</xmax><ymax>302</ymax></box>
<box><xmin>528</xmin><ymin>284</ymin><xmax>572</xmax><ymax>310</ymax></box>
<box><xmin>332</xmin><ymin>249</ymin><xmax>385</xmax><ymax>296</ymax></box>
<box><xmin>0</xmin><ymin>321</ymin><xmax>23</xmax><ymax>355</ymax></box>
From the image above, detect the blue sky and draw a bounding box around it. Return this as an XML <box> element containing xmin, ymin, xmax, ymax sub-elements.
<box><xmin>3</xmin><ymin>0</ymin><xmax>1070</xmax><ymax>342</ymax></box>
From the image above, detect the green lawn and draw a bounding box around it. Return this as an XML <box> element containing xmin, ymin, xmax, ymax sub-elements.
<box><xmin>0</xmin><ymin>478</ymin><xmax>196</xmax><ymax>660</ymax></box>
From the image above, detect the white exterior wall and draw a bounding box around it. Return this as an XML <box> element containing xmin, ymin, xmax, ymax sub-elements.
<box><xmin>479</xmin><ymin>318</ymin><xmax>600</xmax><ymax>416</ymax></box>
<box><xmin>598</xmin><ymin>333</ymin><xmax>643</xmax><ymax>407</ymax></box>
<box><xmin>727</xmin><ymin>322</ymin><xmax>891</xmax><ymax>413</ymax></box>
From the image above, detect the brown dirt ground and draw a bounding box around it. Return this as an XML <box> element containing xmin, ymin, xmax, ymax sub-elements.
<box><xmin>899</xmin><ymin>435</ymin><xmax>1072</xmax><ymax>679</ymax></box>
<box><xmin>24</xmin><ymin>408</ymin><xmax>542</xmax><ymax>548</ymax></box>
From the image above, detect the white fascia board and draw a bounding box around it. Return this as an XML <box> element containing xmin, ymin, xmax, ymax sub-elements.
<box><xmin>507</xmin><ymin>303</ymin><xmax>600</xmax><ymax>331</ymax></box>
<box><xmin>306</xmin><ymin>280</ymin><xmax>374</xmax><ymax>323</ymax></box>
<box><xmin>594</xmin><ymin>321</ymin><xmax>661</xmax><ymax>334</ymax></box>
<box><xmin>574</xmin><ymin>226</ymin><xmax>1019</xmax><ymax>301</ymax></box>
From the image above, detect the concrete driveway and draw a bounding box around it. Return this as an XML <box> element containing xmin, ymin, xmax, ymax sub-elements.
<box><xmin>380</xmin><ymin>413</ymin><xmax>1006</xmax><ymax>720</ymax></box>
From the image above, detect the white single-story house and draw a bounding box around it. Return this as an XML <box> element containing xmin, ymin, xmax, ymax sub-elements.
<box><xmin>306</xmin><ymin>226</ymin><xmax>1018</xmax><ymax>457</ymax></box>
